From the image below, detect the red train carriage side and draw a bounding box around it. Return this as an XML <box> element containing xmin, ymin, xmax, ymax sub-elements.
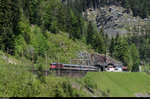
<box><xmin>55</xmin><ymin>63</ymin><xmax>64</xmax><ymax>70</ymax></box>
<box><xmin>50</xmin><ymin>63</ymin><xmax>64</xmax><ymax>71</ymax></box>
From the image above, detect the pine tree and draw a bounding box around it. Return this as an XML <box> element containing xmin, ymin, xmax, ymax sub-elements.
<box><xmin>68</xmin><ymin>7</ymin><xmax>78</xmax><ymax>40</ymax></box>
<box><xmin>100</xmin><ymin>27</ymin><xmax>105</xmax><ymax>37</ymax></box>
<box><xmin>109</xmin><ymin>37</ymin><xmax>115</xmax><ymax>57</ymax></box>
<box><xmin>86</xmin><ymin>21</ymin><xmax>95</xmax><ymax>45</ymax></box>
<box><xmin>50</xmin><ymin>20</ymin><xmax>59</xmax><ymax>34</ymax></box>
<box><xmin>12</xmin><ymin>0</ymin><xmax>21</xmax><ymax>36</ymax></box>
<box><xmin>115</xmin><ymin>33</ymin><xmax>120</xmax><ymax>46</ymax></box>
<box><xmin>114</xmin><ymin>37</ymin><xmax>130</xmax><ymax>65</ymax></box>
<box><xmin>0</xmin><ymin>0</ymin><xmax>20</xmax><ymax>51</ymax></box>
<box><xmin>129</xmin><ymin>44</ymin><xmax>140</xmax><ymax>72</ymax></box>
<box><xmin>93</xmin><ymin>32</ymin><xmax>106</xmax><ymax>54</ymax></box>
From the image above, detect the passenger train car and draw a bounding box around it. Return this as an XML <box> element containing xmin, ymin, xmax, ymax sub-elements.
<box><xmin>49</xmin><ymin>63</ymin><xmax>100</xmax><ymax>72</ymax></box>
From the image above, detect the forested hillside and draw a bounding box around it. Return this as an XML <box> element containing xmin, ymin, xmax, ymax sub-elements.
<box><xmin>1</xmin><ymin>0</ymin><xmax>150</xmax><ymax>97</ymax></box>
<box><xmin>0</xmin><ymin>0</ymin><xmax>150</xmax><ymax>71</ymax></box>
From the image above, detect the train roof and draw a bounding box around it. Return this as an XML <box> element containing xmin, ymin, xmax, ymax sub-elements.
<box><xmin>103</xmin><ymin>62</ymin><xmax>123</xmax><ymax>67</ymax></box>
<box><xmin>50</xmin><ymin>63</ymin><xmax>98</xmax><ymax>68</ymax></box>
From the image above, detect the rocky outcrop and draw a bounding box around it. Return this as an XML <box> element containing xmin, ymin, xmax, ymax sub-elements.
<box><xmin>90</xmin><ymin>52</ymin><xmax>119</xmax><ymax>65</ymax></box>
<box><xmin>77</xmin><ymin>51</ymin><xmax>119</xmax><ymax>66</ymax></box>
<box><xmin>83</xmin><ymin>5</ymin><xmax>147</xmax><ymax>37</ymax></box>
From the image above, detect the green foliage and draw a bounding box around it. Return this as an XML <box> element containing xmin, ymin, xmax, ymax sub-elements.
<box><xmin>50</xmin><ymin>20</ymin><xmax>59</xmax><ymax>34</ymax></box>
<box><xmin>45</xmin><ymin>31</ymin><xmax>94</xmax><ymax>64</ymax></box>
<box><xmin>0</xmin><ymin>0</ymin><xmax>21</xmax><ymax>51</ymax></box>
<box><xmin>127</xmin><ymin>54</ymin><xmax>133</xmax><ymax>71</ymax></box>
<box><xmin>0</xmin><ymin>64</ymin><xmax>85</xmax><ymax>97</ymax></box>
<box><xmin>113</xmin><ymin>35</ymin><xmax>141</xmax><ymax>71</ymax></box>
<box><xmin>14</xmin><ymin>35</ymin><xmax>27</xmax><ymax>57</ymax></box>
<box><xmin>86</xmin><ymin>21</ymin><xmax>95</xmax><ymax>45</ymax></box>
<box><xmin>109</xmin><ymin>37</ymin><xmax>115</xmax><ymax>57</ymax></box>
<box><xmin>84</xmin><ymin>74</ymin><xmax>97</xmax><ymax>89</ymax></box>
<box><xmin>17</xmin><ymin>16</ymin><xmax>31</xmax><ymax>44</ymax></box>
<box><xmin>129</xmin><ymin>44</ymin><xmax>140</xmax><ymax>72</ymax></box>
<box><xmin>37</xmin><ymin>64</ymin><xmax>45</xmax><ymax>83</ymax></box>
<box><xmin>30</xmin><ymin>25</ymin><xmax>48</xmax><ymax>55</ymax></box>
<box><xmin>114</xmin><ymin>37</ymin><xmax>129</xmax><ymax>65</ymax></box>
<box><xmin>122</xmin><ymin>0</ymin><xmax>150</xmax><ymax>18</ymax></box>
<box><xmin>93</xmin><ymin>32</ymin><xmax>106</xmax><ymax>54</ymax></box>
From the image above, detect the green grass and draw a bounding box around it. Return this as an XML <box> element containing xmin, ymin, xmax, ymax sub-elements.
<box><xmin>84</xmin><ymin>72</ymin><xmax>150</xmax><ymax>97</ymax></box>
<box><xmin>141</xmin><ymin>65</ymin><xmax>150</xmax><ymax>72</ymax></box>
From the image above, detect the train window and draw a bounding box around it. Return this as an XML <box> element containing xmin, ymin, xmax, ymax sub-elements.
<box><xmin>52</xmin><ymin>64</ymin><xmax>56</xmax><ymax>66</ymax></box>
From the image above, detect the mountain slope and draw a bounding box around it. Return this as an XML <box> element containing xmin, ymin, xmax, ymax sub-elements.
<box><xmin>84</xmin><ymin>72</ymin><xmax>150</xmax><ymax>97</ymax></box>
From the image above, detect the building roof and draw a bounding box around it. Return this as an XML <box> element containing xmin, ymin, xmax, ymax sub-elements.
<box><xmin>103</xmin><ymin>62</ymin><xmax>123</xmax><ymax>67</ymax></box>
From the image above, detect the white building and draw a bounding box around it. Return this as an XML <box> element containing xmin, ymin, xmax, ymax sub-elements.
<box><xmin>104</xmin><ymin>63</ymin><xmax>123</xmax><ymax>72</ymax></box>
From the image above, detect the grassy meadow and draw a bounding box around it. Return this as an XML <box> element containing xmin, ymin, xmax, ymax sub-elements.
<box><xmin>84</xmin><ymin>72</ymin><xmax>150</xmax><ymax>97</ymax></box>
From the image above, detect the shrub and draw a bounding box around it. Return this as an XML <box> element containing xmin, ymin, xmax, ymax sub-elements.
<box><xmin>84</xmin><ymin>75</ymin><xmax>97</xmax><ymax>89</ymax></box>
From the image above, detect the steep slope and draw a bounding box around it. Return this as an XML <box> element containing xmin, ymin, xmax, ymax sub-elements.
<box><xmin>84</xmin><ymin>72</ymin><xmax>150</xmax><ymax>97</ymax></box>
<box><xmin>83</xmin><ymin>5</ymin><xmax>149</xmax><ymax>37</ymax></box>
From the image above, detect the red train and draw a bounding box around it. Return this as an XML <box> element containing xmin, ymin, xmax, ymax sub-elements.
<box><xmin>49</xmin><ymin>63</ymin><xmax>99</xmax><ymax>71</ymax></box>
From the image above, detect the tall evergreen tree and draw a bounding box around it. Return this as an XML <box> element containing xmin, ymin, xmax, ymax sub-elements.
<box><xmin>115</xmin><ymin>33</ymin><xmax>120</xmax><ymax>46</ymax></box>
<box><xmin>114</xmin><ymin>37</ymin><xmax>130</xmax><ymax>65</ymax></box>
<box><xmin>129</xmin><ymin>44</ymin><xmax>140</xmax><ymax>72</ymax></box>
<box><xmin>86</xmin><ymin>21</ymin><xmax>95</xmax><ymax>45</ymax></box>
<box><xmin>0</xmin><ymin>0</ymin><xmax>20</xmax><ymax>51</ymax></box>
<box><xmin>109</xmin><ymin>37</ymin><xmax>115</xmax><ymax>57</ymax></box>
<box><xmin>93</xmin><ymin>32</ymin><xmax>106</xmax><ymax>54</ymax></box>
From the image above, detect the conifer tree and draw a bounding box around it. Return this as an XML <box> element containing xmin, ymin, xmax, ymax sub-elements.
<box><xmin>93</xmin><ymin>32</ymin><xmax>106</xmax><ymax>54</ymax></box>
<box><xmin>68</xmin><ymin>7</ymin><xmax>78</xmax><ymax>40</ymax></box>
<box><xmin>109</xmin><ymin>37</ymin><xmax>115</xmax><ymax>57</ymax></box>
<box><xmin>86</xmin><ymin>21</ymin><xmax>95</xmax><ymax>45</ymax></box>
<box><xmin>0</xmin><ymin>0</ymin><xmax>20</xmax><ymax>51</ymax></box>
<box><xmin>129</xmin><ymin>44</ymin><xmax>140</xmax><ymax>72</ymax></box>
<box><xmin>114</xmin><ymin>37</ymin><xmax>130</xmax><ymax>65</ymax></box>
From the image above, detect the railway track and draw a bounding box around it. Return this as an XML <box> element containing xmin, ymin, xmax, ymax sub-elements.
<box><xmin>28</xmin><ymin>69</ymin><xmax>90</xmax><ymax>78</ymax></box>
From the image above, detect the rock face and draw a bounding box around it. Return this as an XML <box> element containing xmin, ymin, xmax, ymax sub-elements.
<box><xmin>77</xmin><ymin>51</ymin><xmax>119</xmax><ymax>66</ymax></box>
<box><xmin>90</xmin><ymin>52</ymin><xmax>119</xmax><ymax>65</ymax></box>
<box><xmin>83</xmin><ymin>5</ymin><xmax>147</xmax><ymax>37</ymax></box>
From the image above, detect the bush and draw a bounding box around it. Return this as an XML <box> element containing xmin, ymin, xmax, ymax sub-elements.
<box><xmin>84</xmin><ymin>75</ymin><xmax>97</xmax><ymax>89</ymax></box>
<box><xmin>37</xmin><ymin>64</ymin><xmax>46</xmax><ymax>83</ymax></box>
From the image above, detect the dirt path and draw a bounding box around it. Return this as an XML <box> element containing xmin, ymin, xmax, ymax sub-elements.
<box><xmin>135</xmin><ymin>93</ymin><xmax>150</xmax><ymax>97</ymax></box>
